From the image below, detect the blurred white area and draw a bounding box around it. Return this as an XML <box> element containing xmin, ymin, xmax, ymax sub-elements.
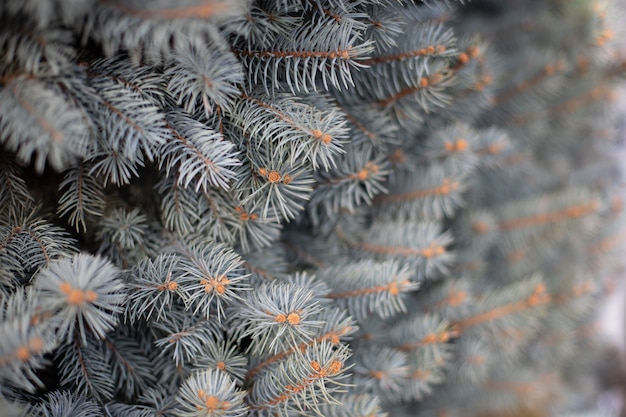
<box><xmin>599</xmin><ymin>278</ymin><xmax>626</xmax><ymax>414</ymax></box>
<box><xmin>596</xmin><ymin>81</ymin><xmax>626</xmax><ymax>416</ymax></box>
<box><xmin>601</xmin><ymin>279</ymin><xmax>626</xmax><ymax>355</ymax></box>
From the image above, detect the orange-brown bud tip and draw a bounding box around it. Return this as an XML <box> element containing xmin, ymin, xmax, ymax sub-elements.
<box><xmin>267</xmin><ymin>171</ymin><xmax>281</xmax><ymax>183</ymax></box>
<box><xmin>287</xmin><ymin>312</ymin><xmax>301</xmax><ymax>325</ymax></box>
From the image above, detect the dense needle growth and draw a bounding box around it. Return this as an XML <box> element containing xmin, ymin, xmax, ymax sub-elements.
<box><xmin>0</xmin><ymin>0</ymin><xmax>625</xmax><ymax>416</ymax></box>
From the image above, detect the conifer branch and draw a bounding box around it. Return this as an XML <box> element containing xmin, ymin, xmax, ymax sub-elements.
<box><xmin>153</xmin><ymin>313</ymin><xmax>223</xmax><ymax>367</ymax></box>
<box><xmin>57</xmin><ymin>164</ymin><xmax>106</xmax><ymax>232</ymax></box>
<box><xmin>247</xmin><ymin>323</ymin><xmax>353</xmax><ymax>379</ymax></box>
<box><xmin>493</xmin><ymin>59</ymin><xmax>568</xmax><ymax>105</ymax></box>
<box><xmin>160</xmin><ymin>112</ymin><xmax>241</xmax><ymax>192</ymax></box>
<box><xmin>176</xmin><ymin>368</ymin><xmax>248</xmax><ymax>417</ymax></box>
<box><xmin>229</xmin><ymin>282</ymin><xmax>324</xmax><ymax>355</ymax></box>
<box><xmin>497</xmin><ymin>199</ymin><xmax>600</xmax><ymax>232</ymax></box>
<box><xmin>454</xmin><ymin>282</ymin><xmax>550</xmax><ymax>330</ymax></box>
<box><xmin>318</xmin><ymin>259</ymin><xmax>419</xmax><ymax>320</ymax></box>
<box><xmin>97</xmin><ymin>0</ymin><xmax>238</xmax><ymax>20</ymax></box>
<box><xmin>235</xmin><ymin>14</ymin><xmax>373</xmax><ymax>93</ymax></box>
<box><xmin>247</xmin><ymin>341</ymin><xmax>350</xmax><ymax>415</ymax></box>
<box><xmin>0</xmin><ymin>77</ymin><xmax>90</xmax><ymax>171</ymax></box>
<box><xmin>174</xmin><ymin>239</ymin><xmax>249</xmax><ymax>321</ymax></box>
<box><xmin>0</xmin><ymin>1</ymin><xmax>621</xmax><ymax>415</ymax></box>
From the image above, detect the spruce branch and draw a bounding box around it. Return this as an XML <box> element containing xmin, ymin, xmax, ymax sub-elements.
<box><xmin>374</xmin><ymin>163</ymin><xmax>467</xmax><ymax>220</ymax></box>
<box><xmin>415</xmin><ymin>122</ymin><xmax>479</xmax><ymax>175</ymax></box>
<box><xmin>89</xmin><ymin>136</ymin><xmax>145</xmax><ymax>186</ymax></box>
<box><xmin>453</xmin><ymin>275</ymin><xmax>550</xmax><ymax>335</ymax></box>
<box><xmin>230</xmin><ymin>203</ymin><xmax>283</xmax><ymax>253</ymax></box>
<box><xmin>279</xmin><ymin>271</ymin><xmax>332</xmax><ymax>303</ymax></box>
<box><xmin>86</xmin><ymin>73</ymin><xmax>169</xmax><ymax>166</ymax></box>
<box><xmin>105</xmin><ymin>387</ymin><xmax>178</xmax><ymax>417</ymax></box>
<box><xmin>0</xmin><ymin>77</ymin><xmax>91</xmax><ymax>172</ymax></box>
<box><xmin>87</xmin><ymin>56</ymin><xmax>170</xmax><ymax>108</ymax></box>
<box><xmin>360</xmin><ymin>57</ymin><xmax>457</xmax><ymax>118</ymax></box>
<box><xmin>338</xmin><ymin>220</ymin><xmax>455</xmax><ymax>279</ymax></box>
<box><xmin>0</xmin><ymin>157</ymin><xmax>34</xmax><ymax>222</ymax></box>
<box><xmin>399</xmin><ymin>350</ymin><xmax>449</xmax><ymax>402</ymax></box>
<box><xmin>174</xmin><ymin>238</ymin><xmax>249</xmax><ymax>321</ymax></box>
<box><xmin>0</xmin><ymin>313</ymin><xmax>57</xmax><ymax>394</ymax></box>
<box><xmin>390</xmin><ymin>314</ymin><xmax>455</xmax><ymax>353</ymax></box>
<box><xmin>362</xmin><ymin>4</ymin><xmax>408</xmax><ymax>52</ymax></box>
<box><xmin>165</xmin><ymin>43</ymin><xmax>243</xmax><ymax>116</ymax></box>
<box><xmin>317</xmin><ymin>392</ymin><xmax>387</xmax><ymax>417</ymax></box>
<box><xmin>472</xmin><ymin>127</ymin><xmax>514</xmax><ymax>171</ymax></box>
<box><xmin>246</xmin><ymin>341</ymin><xmax>351</xmax><ymax>416</ymax></box>
<box><xmin>96</xmin><ymin>208</ymin><xmax>149</xmax><ymax>267</ymax></box>
<box><xmin>32</xmin><ymin>391</ymin><xmax>102</xmax><ymax>417</ymax></box>
<box><xmin>240</xmin><ymin>246</ymin><xmax>290</xmax><ymax>283</ymax></box>
<box><xmin>246</xmin><ymin>307</ymin><xmax>356</xmax><ymax>380</ymax></box>
<box><xmin>495</xmin><ymin>190</ymin><xmax>601</xmax><ymax>235</ymax></box>
<box><xmin>357</xmin><ymin>21</ymin><xmax>456</xmax><ymax>71</ymax></box>
<box><xmin>83</xmin><ymin>0</ymin><xmax>249</xmax><ymax>61</ymax></box>
<box><xmin>0</xmin><ymin>0</ymin><xmax>622</xmax><ymax>415</ymax></box>
<box><xmin>310</xmin><ymin>142</ymin><xmax>389</xmax><ymax>224</ymax></box>
<box><xmin>229</xmin><ymin>282</ymin><xmax>325</xmax><ymax>356</ymax></box>
<box><xmin>319</xmin><ymin>259</ymin><xmax>419</xmax><ymax>320</ymax></box>
<box><xmin>446</xmin><ymin>338</ymin><xmax>491</xmax><ymax>385</ymax></box>
<box><xmin>160</xmin><ymin>111</ymin><xmax>241</xmax><ymax>193</ymax></box>
<box><xmin>235</xmin><ymin>13</ymin><xmax>374</xmax><ymax>93</ymax></box>
<box><xmin>33</xmin><ymin>253</ymin><xmax>126</xmax><ymax>343</ymax></box>
<box><xmin>57</xmin><ymin>163</ymin><xmax>106</xmax><ymax>233</ymax></box>
<box><xmin>227</xmin><ymin>2</ymin><xmax>303</xmax><ymax>51</ymax></box>
<box><xmin>95</xmin><ymin>0</ymin><xmax>245</xmax><ymax>21</ymax></box>
<box><xmin>156</xmin><ymin>175</ymin><xmax>204</xmax><ymax>236</ymax></box>
<box><xmin>191</xmin><ymin>339</ymin><xmax>248</xmax><ymax>383</ymax></box>
<box><xmin>176</xmin><ymin>368</ymin><xmax>248</xmax><ymax>417</ymax></box>
<box><xmin>351</xmin><ymin>345</ymin><xmax>409</xmax><ymax>402</ymax></box>
<box><xmin>56</xmin><ymin>335</ymin><xmax>116</xmax><ymax>402</ymax></box>
<box><xmin>0</xmin><ymin>0</ymin><xmax>92</xmax><ymax>28</ymax></box>
<box><xmin>232</xmin><ymin>142</ymin><xmax>315</xmax><ymax>222</ymax></box>
<box><xmin>0</xmin><ymin>212</ymin><xmax>77</xmax><ymax>284</ymax></box>
<box><xmin>331</xmin><ymin>98</ymin><xmax>399</xmax><ymax>149</ymax></box>
<box><xmin>230</xmin><ymin>91</ymin><xmax>348</xmax><ymax>170</ymax></box>
<box><xmin>151</xmin><ymin>310</ymin><xmax>223</xmax><ymax>368</ymax></box>
<box><xmin>125</xmin><ymin>254</ymin><xmax>186</xmax><ymax>323</ymax></box>
<box><xmin>0</xmin><ymin>25</ymin><xmax>76</xmax><ymax>76</ymax></box>
<box><xmin>103</xmin><ymin>330</ymin><xmax>157</xmax><ymax>400</ymax></box>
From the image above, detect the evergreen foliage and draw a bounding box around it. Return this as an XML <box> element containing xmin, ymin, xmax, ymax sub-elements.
<box><xmin>0</xmin><ymin>0</ymin><xmax>625</xmax><ymax>416</ymax></box>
